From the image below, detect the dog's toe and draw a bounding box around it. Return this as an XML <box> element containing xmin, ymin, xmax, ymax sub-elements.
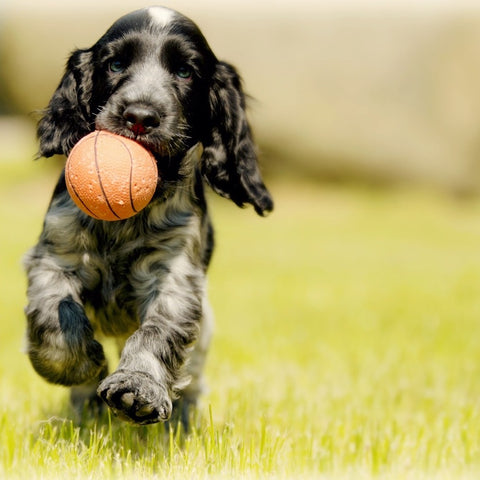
<box><xmin>136</xmin><ymin>403</ymin><xmax>155</xmax><ymax>417</ymax></box>
<box><xmin>119</xmin><ymin>392</ymin><xmax>135</xmax><ymax>409</ymax></box>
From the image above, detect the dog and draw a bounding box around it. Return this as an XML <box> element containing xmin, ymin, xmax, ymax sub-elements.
<box><xmin>23</xmin><ymin>6</ymin><xmax>273</xmax><ymax>426</ymax></box>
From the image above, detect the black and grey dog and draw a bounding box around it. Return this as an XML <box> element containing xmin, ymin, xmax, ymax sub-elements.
<box><xmin>24</xmin><ymin>6</ymin><xmax>273</xmax><ymax>425</ymax></box>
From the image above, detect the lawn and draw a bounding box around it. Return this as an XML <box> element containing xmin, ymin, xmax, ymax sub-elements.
<box><xmin>2</xmin><ymin>158</ymin><xmax>480</xmax><ymax>479</ymax></box>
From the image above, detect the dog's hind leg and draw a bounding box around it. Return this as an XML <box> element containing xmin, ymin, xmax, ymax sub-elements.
<box><xmin>170</xmin><ymin>294</ymin><xmax>214</xmax><ymax>431</ymax></box>
<box><xmin>70</xmin><ymin>363</ymin><xmax>109</xmax><ymax>421</ymax></box>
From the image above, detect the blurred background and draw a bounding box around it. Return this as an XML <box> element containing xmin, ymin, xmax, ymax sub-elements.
<box><xmin>2</xmin><ymin>0</ymin><xmax>480</xmax><ymax>192</ymax></box>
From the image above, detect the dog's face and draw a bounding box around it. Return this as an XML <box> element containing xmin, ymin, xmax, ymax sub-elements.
<box><xmin>37</xmin><ymin>6</ymin><xmax>273</xmax><ymax>216</ymax></box>
<box><xmin>92</xmin><ymin>7</ymin><xmax>216</xmax><ymax>158</ymax></box>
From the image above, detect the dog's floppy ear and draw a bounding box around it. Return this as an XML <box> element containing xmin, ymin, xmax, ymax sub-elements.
<box><xmin>37</xmin><ymin>49</ymin><xmax>94</xmax><ymax>158</ymax></box>
<box><xmin>201</xmin><ymin>62</ymin><xmax>273</xmax><ymax>216</ymax></box>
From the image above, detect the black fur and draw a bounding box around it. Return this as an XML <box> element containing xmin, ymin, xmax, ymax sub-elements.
<box><xmin>24</xmin><ymin>6</ymin><xmax>273</xmax><ymax>426</ymax></box>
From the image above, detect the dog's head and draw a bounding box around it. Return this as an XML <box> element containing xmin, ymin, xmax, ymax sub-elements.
<box><xmin>37</xmin><ymin>6</ymin><xmax>273</xmax><ymax>216</ymax></box>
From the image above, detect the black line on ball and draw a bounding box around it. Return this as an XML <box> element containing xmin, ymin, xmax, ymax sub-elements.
<box><xmin>66</xmin><ymin>154</ymin><xmax>100</xmax><ymax>220</ymax></box>
<box><xmin>94</xmin><ymin>131</ymin><xmax>121</xmax><ymax>220</ymax></box>
<box><xmin>117</xmin><ymin>136</ymin><xmax>138</xmax><ymax>214</ymax></box>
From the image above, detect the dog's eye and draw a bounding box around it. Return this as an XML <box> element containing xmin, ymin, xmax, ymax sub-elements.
<box><xmin>175</xmin><ymin>65</ymin><xmax>193</xmax><ymax>80</ymax></box>
<box><xmin>109</xmin><ymin>60</ymin><xmax>126</xmax><ymax>73</ymax></box>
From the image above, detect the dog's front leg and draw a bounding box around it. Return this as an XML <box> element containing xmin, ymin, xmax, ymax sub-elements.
<box><xmin>97</xmin><ymin>256</ymin><xmax>203</xmax><ymax>425</ymax></box>
<box><xmin>24</xmin><ymin>252</ymin><xmax>107</xmax><ymax>387</ymax></box>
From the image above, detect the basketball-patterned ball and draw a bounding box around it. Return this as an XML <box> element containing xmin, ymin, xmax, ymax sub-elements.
<box><xmin>65</xmin><ymin>131</ymin><xmax>158</xmax><ymax>221</ymax></box>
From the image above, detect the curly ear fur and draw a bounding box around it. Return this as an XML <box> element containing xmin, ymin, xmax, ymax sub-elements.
<box><xmin>37</xmin><ymin>49</ymin><xmax>94</xmax><ymax>158</ymax></box>
<box><xmin>201</xmin><ymin>62</ymin><xmax>273</xmax><ymax>216</ymax></box>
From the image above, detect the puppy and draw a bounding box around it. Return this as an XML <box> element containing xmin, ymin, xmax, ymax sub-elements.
<box><xmin>24</xmin><ymin>6</ymin><xmax>273</xmax><ymax>426</ymax></box>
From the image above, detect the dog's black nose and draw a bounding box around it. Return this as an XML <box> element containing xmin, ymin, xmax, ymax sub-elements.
<box><xmin>123</xmin><ymin>105</ymin><xmax>161</xmax><ymax>135</ymax></box>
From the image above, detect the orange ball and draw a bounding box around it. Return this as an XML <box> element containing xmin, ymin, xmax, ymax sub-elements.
<box><xmin>65</xmin><ymin>131</ymin><xmax>158</xmax><ymax>221</ymax></box>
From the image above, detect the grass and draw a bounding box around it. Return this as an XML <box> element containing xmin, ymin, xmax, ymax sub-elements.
<box><xmin>2</xmin><ymin>158</ymin><xmax>480</xmax><ymax>478</ymax></box>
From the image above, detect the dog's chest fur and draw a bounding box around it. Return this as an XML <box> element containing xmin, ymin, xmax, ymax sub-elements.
<box><xmin>40</xmin><ymin>185</ymin><xmax>208</xmax><ymax>337</ymax></box>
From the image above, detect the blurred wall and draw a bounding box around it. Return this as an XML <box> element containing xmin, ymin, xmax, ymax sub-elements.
<box><xmin>2</xmin><ymin>1</ymin><xmax>480</xmax><ymax>191</ymax></box>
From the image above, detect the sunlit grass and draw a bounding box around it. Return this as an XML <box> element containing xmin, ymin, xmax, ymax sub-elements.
<box><xmin>2</xmin><ymin>161</ymin><xmax>480</xmax><ymax>478</ymax></box>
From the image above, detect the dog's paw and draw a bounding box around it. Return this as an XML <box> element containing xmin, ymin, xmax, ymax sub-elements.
<box><xmin>28</xmin><ymin>295</ymin><xmax>107</xmax><ymax>386</ymax></box>
<box><xmin>29</xmin><ymin>337</ymin><xmax>106</xmax><ymax>386</ymax></box>
<box><xmin>97</xmin><ymin>370</ymin><xmax>172</xmax><ymax>424</ymax></box>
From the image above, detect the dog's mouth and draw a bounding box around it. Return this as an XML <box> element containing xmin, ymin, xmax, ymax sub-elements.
<box><xmin>94</xmin><ymin>123</ymin><xmax>170</xmax><ymax>158</ymax></box>
<box><xmin>95</xmin><ymin>119</ymin><xmax>190</xmax><ymax>159</ymax></box>
<box><xmin>125</xmin><ymin>130</ymin><xmax>169</xmax><ymax>156</ymax></box>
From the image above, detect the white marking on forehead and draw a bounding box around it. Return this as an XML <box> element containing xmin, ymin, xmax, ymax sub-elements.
<box><xmin>148</xmin><ymin>6</ymin><xmax>175</xmax><ymax>28</ymax></box>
